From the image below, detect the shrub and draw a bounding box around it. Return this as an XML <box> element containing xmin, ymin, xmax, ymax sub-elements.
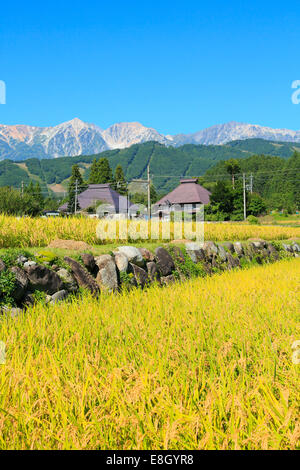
<box><xmin>247</xmin><ymin>215</ymin><xmax>260</xmax><ymax>225</ymax></box>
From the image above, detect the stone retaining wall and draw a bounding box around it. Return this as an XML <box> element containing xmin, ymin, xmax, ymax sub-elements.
<box><xmin>0</xmin><ymin>240</ymin><xmax>299</xmax><ymax>316</ymax></box>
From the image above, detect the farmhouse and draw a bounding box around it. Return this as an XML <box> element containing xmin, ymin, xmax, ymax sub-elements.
<box><xmin>59</xmin><ymin>184</ymin><xmax>136</xmax><ymax>217</ymax></box>
<box><xmin>153</xmin><ymin>178</ymin><xmax>211</xmax><ymax>218</ymax></box>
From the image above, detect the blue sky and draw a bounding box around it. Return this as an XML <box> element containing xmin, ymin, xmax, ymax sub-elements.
<box><xmin>0</xmin><ymin>1</ymin><xmax>300</xmax><ymax>134</ymax></box>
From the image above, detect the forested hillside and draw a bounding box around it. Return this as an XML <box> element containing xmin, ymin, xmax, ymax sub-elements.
<box><xmin>203</xmin><ymin>152</ymin><xmax>300</xmax><ymax>210</ymax></box>
<box><xmin>0</xmin><ymin>139</ymin><xmax>299</xmax><ymax>195</ymax></box>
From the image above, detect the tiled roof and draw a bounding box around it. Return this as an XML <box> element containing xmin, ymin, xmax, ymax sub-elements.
<box><xmin>155</xmin><ymin>179</ymin><xmax>211</xmax><ymax>205</ymax></box>
<box><xmin>59</xmin><ymin>184</ymin><xmax>133</xmax><ymax>212</ymax></box>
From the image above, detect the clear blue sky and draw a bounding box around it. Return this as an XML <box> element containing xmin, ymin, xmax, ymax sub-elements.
<box><xmin>1</xmin><ymin>0</ymin><xmax>300</xmax><ymax>134</ymax></box>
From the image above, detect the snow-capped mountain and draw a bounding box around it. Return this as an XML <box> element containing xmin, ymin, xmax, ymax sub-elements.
<box><xmin>171</xmin><ymin>121</ymin><xmax>300</xmax><ymax>146</ymax></box>
<box><xmin>102</xmin><ymin>122</ymin><xmax>170</xmax><ymax>149</ymax></box>
<box><xmin>1</xmin><ymin>118</ymin><xmax>300</xmax><ymax>161</ymax></box>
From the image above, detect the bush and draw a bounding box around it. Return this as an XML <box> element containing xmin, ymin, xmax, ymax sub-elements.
<box><xmin>247</xmin><ymin>215</ymin><xmax>260</xmax><ymax>225</ymax></box>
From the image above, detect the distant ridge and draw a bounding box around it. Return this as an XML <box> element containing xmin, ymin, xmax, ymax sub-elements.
<box><xmin>1</xmin><ymin>118</ymin><xmax>300</xmax><ymax>161</ymax></box>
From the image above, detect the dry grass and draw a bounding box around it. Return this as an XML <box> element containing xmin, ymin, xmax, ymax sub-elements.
<box><xmin>0</xmin><ymin>259</ymin><xmax>299</xmax><ymax>449</ymax></box>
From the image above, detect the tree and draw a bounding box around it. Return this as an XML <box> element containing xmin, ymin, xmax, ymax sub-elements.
<box><xmin>67</xmin><ymin>165</ymin><xmax>85</xmax><ymax>214</ymax></box>
<box><xmin>225</xmin><ymin>159</ymin><xmax>241</xmax><ymax>189</ymax></box>
<box><xmin>209</xmin><ymin>181</ymin><xmax>233</xmax><ymax>215</ymax></box>
<box><xmin>248</xmin><ymin>193</ymin><xmax>267</xmax><ymax>216</ymax></box>
<box><xmin>88</xmin><ymin>159</ymin><xmax>100</xmax><ymax>184</ymax></box>
<box><xmin>113</xmin><ymin>164</ymin><xmax>127</xmax><ymax>195</ymax></box>
<box><xmin>88</xmin><ymin>158</ymin><xmax>114</xmax><ymax>185</ymax></box>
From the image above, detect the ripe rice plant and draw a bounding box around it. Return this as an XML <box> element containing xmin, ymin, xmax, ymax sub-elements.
<box><xmin>0</xmin><ymin>259</ymin><xmax>299</xmax><ymax>449</ymax></box>
<box><xmin>0</xmin><ymin>215</ymin><xmax>299</xmax><ymax>248</ymax></box>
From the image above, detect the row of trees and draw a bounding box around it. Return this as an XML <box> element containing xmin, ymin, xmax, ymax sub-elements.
<box><xmin>0</xmin><ymin>182</ymin><xmax>60</xmax><ymax>216</ymax></box>
<box><xmin>67</xmin><ymin>159</ymin><xmax>129</xmax><ymax>213</ymax></box>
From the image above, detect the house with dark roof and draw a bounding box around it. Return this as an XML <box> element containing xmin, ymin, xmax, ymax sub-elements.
<box><xmin>59</xmin><ymin>184</ymin><xmax>137</xmax><ymax>217</ymax></box>
<box><xmin>153</xmin><ymin>178</ymin><xmax>211</xmax><ymax>218</ymax></box>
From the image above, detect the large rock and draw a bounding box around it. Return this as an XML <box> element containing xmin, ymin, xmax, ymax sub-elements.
<box><xmin>185</xmin><ymin>242</ymin><xmax>205</xmax><ymax>263</ymax></box>
<box><xmin>116</xmin><ymin>246</ymin><xmax>145</xmax><ymax>267</ymax></box>
<box><xmin>80</xmin><ymin>253</ymin><xmax>96</xmax><ymax>272</ymax></box>
<box><xmin>64</xmin><ymin>257</ymin><xmax>100</xmax><ymax>295</ymax></box>
<box><xmin>129</xmin><ymin>263</ymin><xmax>149</xmax><ymax>288</ymax></box>
<box><xmin>171</xmin><ymin>246</ymin><xmax>185</xmax><ymax>264</ymax></box>
<box><xmin>146</xmin><ymin>261</ymin><xmax>161</xmax><ymax>283</ymax></box>
<box><xmin>291</xmin><ymin>243</ymin><xmax>300</xmax><ymax>253</ymax></box>
<box><xmin>155</xmin><ymin>247</ymin><xmax>175</xmax><ymax>276</ymax></box>
<box><xmin>161</xmin><ymin>274</ymin><xmax>176</xmax><ymax>285</ymax></box>
<box><xmin>139</xmin><ymin>247</ymin><xmax>155</xmax><ymax>262</ymax></box>
<box><xmin>95</xmin><ymin>255</ymin><xmax>118</xmax><ymax>292</ymax></box>
<box><xmin>10</xmin><ymin>266</ymin><xmax>28</xmax><ymax>301</ymax></box>
<box><xmin>218</xmin><ymin>245</ymin><xmax>227</xmax><ymax>261</ymax></box>
<box><xmin>223</xmin><ymin>242</ymin><xmax>234</xmax><ymax>253</ymax></box>
<box><xmin>203</xmin><ymin>241</ymin><xmax>218</xmax><ymax>259</ymax></box>
<box><xmin>56</xmin><ymin>268</ymin><xmax>78</xmax><ymax>292</ymax></box>
<box><xmin>226</xmin><ymin>253</ymin><xmax>240</xmax><ymax>269</ymax></box>
<box><xmin>114</xmin><ymin>252</ymin><xmax>129</xmax><ymax>273</ymax></box>
<box><xmin>266</xmin><ymin>243</ymin><xmax>279</xmax><ymax>260</ymax></box>
<box><xmin>25</xmin><ymin>264</ymin><xmax>63</xmax><ymax>295</ymax></box>
<box><xmin>50</xmin><ymin>290</ymin><xmax>68</xmax><ymax>305</ymax></box>
<box><xmin>233</xmin><ymin>242</ymin><xmax>244</xmax><ymax>257</ymax></box>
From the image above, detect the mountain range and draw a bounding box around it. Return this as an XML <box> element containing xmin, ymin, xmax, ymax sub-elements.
<box><xmin>1</xmin><ymin>118</ymin><xmax>300</xmax><ymax>161</ymax></box>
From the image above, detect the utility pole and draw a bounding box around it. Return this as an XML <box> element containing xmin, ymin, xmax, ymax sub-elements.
<box><xmin>243</xmin><ymin>173</ymin><xmax>247</xmax><ymax>220</ymax></box>
<box><xmin>147</xmin><ymin>164</ymin><xmax>151</xmax><ymax>220</ymax></box>
<box><xmin>21</xmin><ymin>181</ymin><xmax>24</xmax><ymax>196</ymax></box>
<box><xmin>74</xmin><ymin>179</ymin><xmax>78</xmax><ymax>215</ymax></box>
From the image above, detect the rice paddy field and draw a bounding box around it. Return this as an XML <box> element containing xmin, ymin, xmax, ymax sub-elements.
<box><xmin>0</xmin><ymin>214</ymin><xmax>299</xmax><ymax>248</ymax></box>
<box><xmin>0</xmin><ymin>259</ymin><xmax>299</xmax><ymax>450</ymax></box>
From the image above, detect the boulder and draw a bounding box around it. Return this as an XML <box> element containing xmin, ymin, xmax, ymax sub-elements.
<box><xmin>226</xmin><ymin>252</ymin><xmax>240</xmax><ymax>269</ymax></box>
<box><xmin>95</xmin><ymin>255</ymin><xmax>118</xmax><ymax>292</ymax></box>
<box><xmin>217</xmin><ymin>245</ymin><xmax>227</xmax><ymax>261</ymax></box>
<box><xmin>223</xmin><ymin>242</ymin><xmax>234</xmax><ymax>253</ymax></box>
<box><xmin>1</xmin><ymin>306</ymin><xmax>23</xmax><ymax>318</ymax></box>
<box><xmin>138</xmin><ymin>247</ymin><xmax>155</xmax><ymax>262</ymax></box>
<box><xmin>17</xmin><ymin>255</ymin><xmax>28</xmax><ymax>264</ymax></box>
<box><xmin>155</xmin><ymin>247</ymin><xmax>175</xmax><ymax>276</ymax></box>
<box><xmin>233</xmin><ymin>242</ymin><xmax>244</xmax><ymax>257</ymax></box>
<box><xmin>56</xmin><ymin>268</ymin><xmax>78</xmax><ymax>292</ymax></box>
<box><xmin>282</xmin><ymin>243</ymin><xmax>293</xmax><ymax>253</ymax></box>
<box><xmin>0</xmin><ymin>259</ymin><xmax>6</xmax><ymax>273</ymax></box>
<box><xmin>185</xmin><ymin>242</ymin><xmax>205</xmax><ymax>263</ymax></box>
<box><xmin>24</xmin><ymin>260</ymin><xmax>37</xmax><ymax>269</ymax></box>
<box><xmin>23</xmin><ymin>293</ymin><xmax>35</xmax><ymax>307</ymax></box>
<box><xmin>116</xmin><ymin>246</ymin><xmax>145</xmax><ymax>267</ymax></box>
<box><xmin>80</xmin><ymin>253</ymin><xmax>96</xmax><ymax>272</ymax></box>
<box><xmin>146</xmin><ymin>261</ymin><xmax>161</xmax><ymax>283</ymax></box>
<box><xmin>171</xmin><ymin>246</ymin><xmax>185</xmax><ymax>264</ymax></box>
<box><xmin>114</xmin><ymin>252</ymin><xmax>129</xmax><ymax>273</ymax></box>
<box><xmin>64</xmin><ymin>257</ymin><xmax>100</xmax><ymax>295</ymax></box>
<box><xmin>50</xmin><ymin>290</ymin><xmax>68</xmax><ymax>305</ymax></box>
<box><xmin>161</xmin><ymin>274</ymin><xmax>176</xmax><ymax>285</ymax></box>
<box><xmin>266</xmin><ymin>243</ymin><xmax>279</xmax><ymax>260</ymax></box>
<box><xmin>10</xmin><ymin>266</ymin><xmax>28</xmax><ymax>301</ymax></box>
<box><xmin>25</xmin><ymin>264</ymin><xmax>63</xmax><ymax>295</ymax></box>
<box><xmin>203</xmin><ymin>241</ymin><xmax>218</xmax><ymax>259</ymax></box>
<box><xmin>292</xmin><ymin>243</ymin><xmax>300</xmax><ymax>253</ymax></box>
<box><xmin>129</xmin><ymin>263</ymin><xmax>149</xmax><ymax>288</ymax></box>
